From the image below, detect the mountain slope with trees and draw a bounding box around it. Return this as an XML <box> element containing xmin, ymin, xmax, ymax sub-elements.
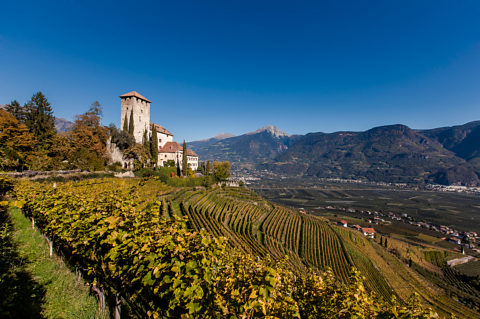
<box><xmin>188</xmin><ymin>125</ymin><xmax>297</xmax><ymax>167</ymax></box>
<box><xmin>190</xmin><ymin>122</ymin><xmax>480</xmax><ymax>186</ymax></box>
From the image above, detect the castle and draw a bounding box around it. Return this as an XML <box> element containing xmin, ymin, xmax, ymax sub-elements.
<box><xmin>120</xmin><ymin>91</ymin><xmax>198</xmax><ymax>171</ymax></box>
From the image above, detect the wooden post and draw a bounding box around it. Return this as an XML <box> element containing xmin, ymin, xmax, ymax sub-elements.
<box><xmin>47</xmin><ymin>238</ymin><xmax>53</xmax><ymax>257</ymax></box>
<box><xmin>115</xmin><ymin>294</ymin><xmax>121</xmax><ymax>319</ymax></box>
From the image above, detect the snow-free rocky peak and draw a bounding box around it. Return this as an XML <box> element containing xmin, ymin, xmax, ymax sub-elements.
<box><xmin>249</xmin><ymin>125</ymin><xmax>290</xmax><ymax>138</ymax></box>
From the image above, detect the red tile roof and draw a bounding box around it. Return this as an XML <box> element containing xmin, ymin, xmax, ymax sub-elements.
<box><xmin>159</xmin><ymin>141</ymin><xmax>182</xmax><ymax>153</ymax></box>
<box><xmin>187</xmin><ymin>149</ymin><xmax>198</xmax><ymax>157</ymax></box>
<box><xmin>150</xmin><ymin>122</ymin><xmax>173</xmax><ymax>136</ymax></box>
<box><xmin>361</xmin><ymin>228</ymin><xmax>376</xmax><ymax>234</ymax></box>
<box><xmin>119</xmin><ymin>91</ymin><xmax>151</xmax><ymax>103</ymax></box>
<box><xmin>158</xmin><ymin>141</ymin><xmax>198</xmax><ymax>157</ymax></box>
<box><xmin>338</xmin><ymin>220</ymin><xmax>347</xmax><ymax>224</ymax></box>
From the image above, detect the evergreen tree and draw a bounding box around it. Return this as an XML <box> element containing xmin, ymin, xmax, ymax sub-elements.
<box><xmin>151</xmin><ymin>128</ymin><xmax>158</xmax><ymax>165</ymax></box>
<box><xmin>206</xmin><ymin>160</ymin><xmax>211</xmax><ymax>175</ymax></box>
<box><xmin>5</xmin><ymin>100</ymin><xmax>25</xmax><ymax>122</ymax></box>
<box><xmin>128</xmin><ymin>110</ymin><xmax>134</xmax><ymax>136</ymax></box>
<box><xmin>384</xmin><ymin>238</ymin><xmax>388</xmax><ymax>248</ymax></box>
<box><xmin>24</xmin><ymin>92</ymin><xmax>56</xmax><ymax>150</ymax></box>
<box><xmin>176</xmin><ymin>158</ymin><xmax>181</xmax><ymax>177</ymax></box>
<box><xmin>182</xmin><ymin>140</ymin><xmax>188</xmax><ymax>176</ymax></box>
<box><xmin>123</xmin><ymin>113</ymin><xmax>128</xmax><ymax>132</ymax></box>
<box><xmin>380</xmin><ymin>237</ymin><xmax>383</xmax><ymax>246</ymax></box>
<box><xmin>143</xmin><ymin>129</ymin><xmax>149</xmax><ymax>151</ymax></box>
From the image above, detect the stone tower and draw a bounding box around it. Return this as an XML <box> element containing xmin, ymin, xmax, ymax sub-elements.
<box><xmin>120</xmin><ymin>91</ymin><xmax>151</xmax><ymax>143</ymax></box>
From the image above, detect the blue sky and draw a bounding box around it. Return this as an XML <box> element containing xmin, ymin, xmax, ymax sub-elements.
<box><xmin>1</xmin><ymin>1</ymin><xmax>479</xmax><ymax>142</ymax></box>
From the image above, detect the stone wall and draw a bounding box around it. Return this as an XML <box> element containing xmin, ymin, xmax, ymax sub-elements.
<box><xmin>106</xmin><ymin>139</ymin><xmax>133</xmax><ymax>169</ymax></box>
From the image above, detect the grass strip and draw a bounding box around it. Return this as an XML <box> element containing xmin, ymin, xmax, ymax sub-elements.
<box><xmin>6</xmin><ymin>206</ymin><xmax>103</xmax><ymax>319</ymax></box>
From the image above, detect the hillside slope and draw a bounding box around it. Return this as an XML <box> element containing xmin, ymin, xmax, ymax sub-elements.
<box><xmin>192</xmin><ymin>122</ymin><xmax>480</xmax><ymax>185</ymax></box>
<box><xmin>189</xmin><ymin>125</ymin><xmax>296</xmax><ymax>167</ymax></box>
<box><xmin>268</xmin><ymin>124</ymin><xmax>479</xmax><ymax>185</ymax></box>
<box><xmin>173</xmin><ymin>185</ymin><xmax>479</xmax><ymax>318</ymax></box>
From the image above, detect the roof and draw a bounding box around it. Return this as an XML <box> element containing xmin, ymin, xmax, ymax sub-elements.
<box><xmin>158</xmin><ymin>142</ymin><xmax>198</xmax><ymax>157</ymax></box>
<box><xmin>187</xmin><ymin>149</ymin><xmax>198</xmax><ymax>157</ymax></box>
<box><xmin>361</xmin><ymin>228</ymin><xmax>376</xmax><ymax>234</ymax></box>
<box><xmin>338</xmin><ymin>220</ymin><xmax>347</xmax><ymax>224</ymax></box>
<box><xmin>159</xmin><ymin>142</ymin><xmax>182</xmax><ymax>153</ymax></box>
<box><xmin>119</xmin><ymin>91</ymin><xmax>151</xmax><ymax>103</ymax></box>
<box><xmin>150</xmin><ymin>122</ymin><xmax>173</xmax><ymax>136</ymax></box>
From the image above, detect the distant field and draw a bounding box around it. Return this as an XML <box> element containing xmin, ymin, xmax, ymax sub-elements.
<box><xmin>252</xmin><ymin>181</ymin><xmax>480</xmax><ymax>233</ymax></box>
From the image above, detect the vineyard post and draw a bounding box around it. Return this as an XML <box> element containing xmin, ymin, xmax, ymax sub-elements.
<box><xmin>47</xmin><ymin>237</ymin><xmax>53</xmax><ymax>257</ymax></box>
<box><xmin>115</xmin><ymin>294</ymin><xmax>121</xmax><ymax>319</ymax></box>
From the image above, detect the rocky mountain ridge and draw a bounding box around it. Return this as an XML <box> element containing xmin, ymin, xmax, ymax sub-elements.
<box><xmin>189</xmin><ymin>121</ymin><xmax>480</xmax><ymax>186</ymax></box>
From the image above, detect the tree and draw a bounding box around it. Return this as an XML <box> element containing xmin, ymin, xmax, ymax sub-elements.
<box><xmin>0</xmin><ymin>110</ymin><xmax>36</xmax><ymax>170</ymax></box>
<box><xmin>143</xmin><ymin>129</ymin><xmax>150</xmax><ymax>156</ymax></box>
<box><xmin>123</xmin><ymin>113</ymin><xmax>128</xmax><ymax>132</ymax></box>
<box><xmin>128</xmin><ymin>110</ymin><xmax>134</xmax><ymax>136</ymax></box>
<box><xmin>151</xmin><ymin>128</ymin><xmax>158</xmax><ymax>165</ymax></box>
<box><xmin>206</xmin><ymin>160</ymin><xmax>211</xmax><ymax>175</ymax></box>
<box><xmin>384</xmin><ymin>238</ymin><xmax>388</xmax><ymax>248</ymax></box>
<box><xmin>5</xmin><ymin>100</ymin><xmax>25</xmax><ymax>122</ymax></box>
<box><xmin>68</xmin><ymin>101</ymin><xmax>108</xmax><ymax>170</ymax></box>
<box><xmin>50</xmin><ymin>132</ymin><xmax>73</xmax><ymax>169</ymax></box>
<box><xmin>124</xmin><ymin>144</ymin><xmax>149</xmax><ymax>170</ymax></box>
<box><xmin>164</xmin><ymin>160</ymin><xmax>175</xmax><ymax>167</ymax></box>
<box><xmin>23</xmin><ymin>92</ymin><xmax>56</xmax><ymax>150</ymax></box>
<box><xmin>198</xmin><ymin>161</ymin><xmax>206</xmax><ymax>175</ymax></box>
<box><xmin>182</xmin><ymin>140</ymin><xmax>188</xmax><ymax>176</ymax></box>
<box><xmin>109</xmin><ymin>124</ymin><xmax>135</xmax><ymax>151</ymax></box>
<box><xmin>213</xmin><ymin>161</ymin><xmax>231</xmax><ymax>182</ymax></box>
<box><xmin>176</xmin><ymin>159</ymin><xmax>181</xmax><ymax>177</ymax></box>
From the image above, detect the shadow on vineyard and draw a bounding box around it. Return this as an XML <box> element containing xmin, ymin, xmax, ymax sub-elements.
<box><xmin>0</xmin><ymin>207</ymin><xmax>45</xmax><ymax>318</ymax></box>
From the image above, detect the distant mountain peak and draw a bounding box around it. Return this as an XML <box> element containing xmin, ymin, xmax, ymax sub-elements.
<box><xmin>54</xmin><ymin>117</ymin><xmax>74</xmax><ymax>133</ymax></box>
<box><xmin>212</xmin><ymin>132</ymin><xmax>235</xmax><ymax>140</ymax></box>
<box><xmin>197</xmin><ymin>132</ymin><xmax>235</xmax><ymax>142</ymax></box>
<box><xmin>249</xmin><ymin>125</ymin><xmax>290</xmax><ymax>138</ymax></box>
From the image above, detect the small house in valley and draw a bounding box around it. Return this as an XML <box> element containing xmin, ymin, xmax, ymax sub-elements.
<box><xmin>337</xmin><ymin>220</ymin><xmax>348</xmax><ymax>227</ymax></box>
<box><xmin>361</xmin><ymin>227</ymin><xmax>376</xmax><ymax>239</ymax></box>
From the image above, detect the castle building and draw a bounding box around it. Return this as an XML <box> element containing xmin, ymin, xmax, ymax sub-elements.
<box><xmin>120</xmin><ymin>91</ymin><xmax>151</xmax><ymax>143</ymax></box>
<box><xmin>119</xmin><ymin>91</ymin><xmax>199</xmax><ymax>170</ymax></box>
<box><xmin>158</xmin><ymin>142</ymin><xmax>199</xmax><ymax>171</ymax></box>
<box><xmin>150</xmin><ymin>123</ymin><xmax>173</xmax><ymax>148</ymax></box>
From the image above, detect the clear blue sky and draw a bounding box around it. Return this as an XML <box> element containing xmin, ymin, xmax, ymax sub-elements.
<box><xmin>1</xmin><ymin>1</ymin><xmax>479</xmax><ymax>142</ymax></box>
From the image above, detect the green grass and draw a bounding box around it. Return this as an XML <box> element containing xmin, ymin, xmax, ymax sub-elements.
<box><xmin>5</xmin><ymin>206</ymin><xmax>103</xmax><ymax>319</ymax></box>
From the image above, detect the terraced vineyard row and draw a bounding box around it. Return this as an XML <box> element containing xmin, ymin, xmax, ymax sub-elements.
<box><xmin>177</xmin><ymin>187</ymin><xmax>393</xmax><ymax>295</ymax></box>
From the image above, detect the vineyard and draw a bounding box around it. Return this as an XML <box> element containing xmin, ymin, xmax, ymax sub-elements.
<box><xmin>6</xmin><ymin>177</ymin><xmax>474</xmax><ymax>318</ymax></box>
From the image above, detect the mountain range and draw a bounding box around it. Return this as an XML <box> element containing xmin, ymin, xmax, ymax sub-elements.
<box><xmin>54</xmin><ymin>117</ymin><xmax>74</xmax><ymax>133</ymax></box>
<box><xmin>188</xmin><ymin>122</ymin><xmax>480</xmax><ymax>186</ymax></box>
